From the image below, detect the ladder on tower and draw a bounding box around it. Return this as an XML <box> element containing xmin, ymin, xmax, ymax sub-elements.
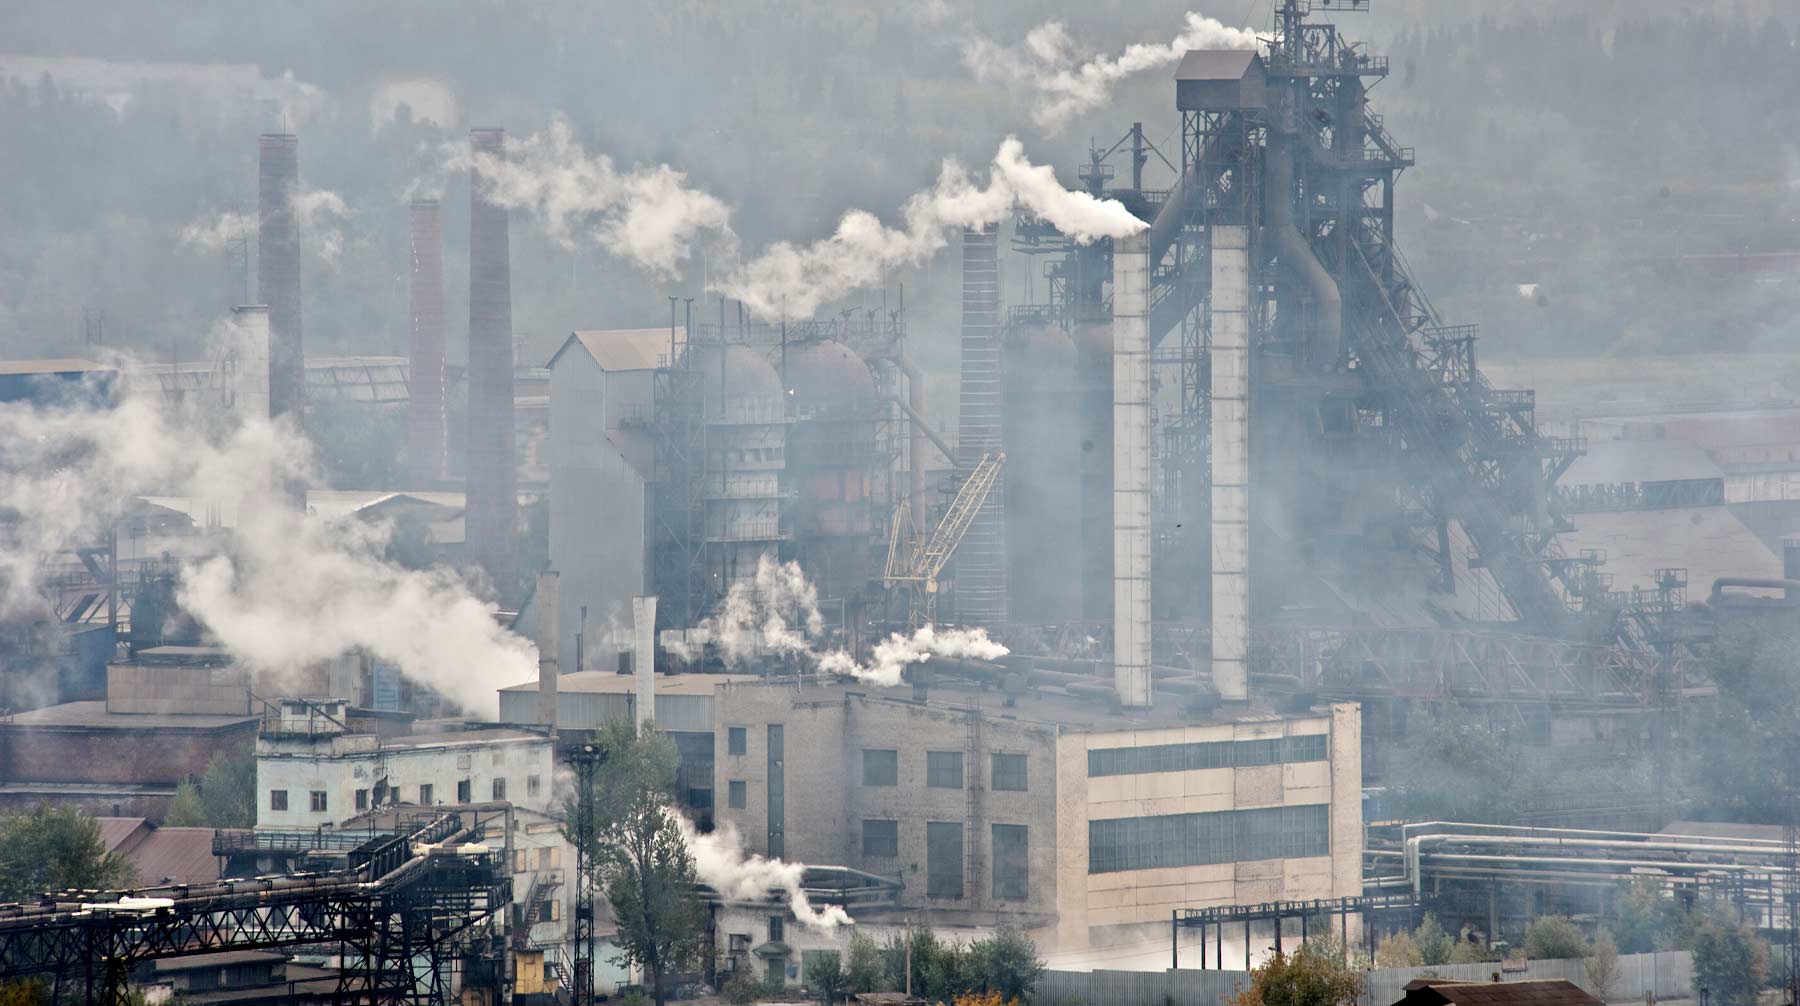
<box><xmin>884</xmin><ymin>453</ymin><xmax>1007</xmax><ymax>624</ymax></box>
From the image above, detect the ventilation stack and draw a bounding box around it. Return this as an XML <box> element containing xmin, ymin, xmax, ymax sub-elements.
<box><xmin>632</xmin><ymin>596</ymin><xmax>657</xmax><ymax>729</ymax></box>
<box><xmin>467</xmin><ymin>128</ymin><xmax>518</xmax><ymax>588</ymax></box>
<box><xmin>228</xmin><ymin>305</ymin><xmax>271</xmax><ymax>420</ymax></box>
<box><xmin>407</xmin><ymin>198</ymin><xmax>447</xmax><ymax>487</ymax></box>
<box><xmin>257</xmin><ymin>133</ymin><xmax>303</xmax><ymax>419</ymax></box>
<box><xmin>1112</xmin><ymin>233</ymin><xmax>1152</xmax><ymax>708</ymax></box>
<box><xmin>536</xmin><ymin>571</ymin><xmax>560</xmax><ymax>729</ymax></box>
<box><xmin>1210</xmin><ymin>225</ymin><xmax>1251</xmax><ymax>702</ymax></box>
<box><xmin>956</xmin><ymin>225</ymin><xmax>1007</xmax><ymax>626</ymax></box>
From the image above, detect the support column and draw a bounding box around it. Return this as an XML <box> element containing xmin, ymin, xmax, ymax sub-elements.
<box><xmin>1112</xmin><ymin>232</ymin><xmax>1152</xmax><ymax>707</ymax></box>
<box><xmin>956</xmin><ymin>225</ymin><xmax>1007</xmax><ymax>625</ymax></box>
<box><xmin>632</xmin><ymin>595</ymin><xmax>657</xmax><ymax>729</ymax></box>
<box><xmin>1210</xmin><ymin>225</ymin><xmax>1250</xmax><ymax>702</ymax></box>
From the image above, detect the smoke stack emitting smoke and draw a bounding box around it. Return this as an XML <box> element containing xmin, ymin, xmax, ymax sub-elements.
<box><xmin>963</xmin><ymin>11</ymin><xmax>1259</xmax><ymax>132</ymax></box>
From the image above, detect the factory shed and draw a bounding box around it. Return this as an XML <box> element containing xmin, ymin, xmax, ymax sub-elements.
<box><xmin>95</xmin><ymin>817</ymin><xmax>223</xmax><ymax>886</ymax></box>
<box><xmin>0</xmin><ymin>358</ymin><xmax>117</xmax><ymax>404</ymax></box>
<box><xmin>1175</xmin><ymin>50</ymin><xmax>1267</xmax><ymax>111</ymax></box>
<box><xmin>1394</xmin><ymin>979</ymin><xmax>1601</xmax><ymax>1006</ymax></box>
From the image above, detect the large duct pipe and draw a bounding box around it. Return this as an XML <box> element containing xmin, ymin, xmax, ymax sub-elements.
<box><xmin>1148</xmin><ymin>166</ymin><xmax>1197</xmax><ymax>269</ymax></box>
<box><xmin>257</xmin><ymin>133</ymin><xmax>304</xmax><ymax>419</ymax></box>
<box><xmin>407</xmin><ymin>199</ymin><xmax>447</xmax><ymax>487</ymax></box>
<box><xmin>1265</xmin><ymin>131</ymin><xmax>1341</xmax><ymax>366</ymax></box>
<box><xmin>1210</xmin><ymin>225</ymin><xmax>1251</xmax><ymax>702</ymax></box>
<box><xmin>228</xmin><ymin>305</ymin><xmax>271</xmax><ymax>420</ymax></box>
<box><xmin>957</xmin><ymin>225</ymin><xmax>1007</xmax><ymax>625</ymax></box>
<box><xmin>1112</xmin><ymin>232</ymin><xmax>1152</xmax><ymax>708</ymax></box>
<box><xmin>536</xmin><ymin>571</ymin><xmax>560</xmax><ymax>729</ymax></box>
<box><xmin>467</xmin><ymin>128</ymin><xmax>518</xmax><ymax>588</ymax></box>
<box><xmin>632</xmin><ymin>596</ymin><xmax>657</xmax><ymax>729</ymax></box>
<box><xmin>894</xmin><ymin>354</ymin><xmax>929</xmax><ymax>530</ymax></box>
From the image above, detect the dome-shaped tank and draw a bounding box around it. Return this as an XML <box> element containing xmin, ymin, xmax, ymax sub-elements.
<box><xmin>691</xmin><ymin>343</ymin><xmax>782</xmax><ymax>405</ymax></box>
<box><xmin>1004</xmin><ymin>325</ymin><xmax>1081</xmax><ymax>624</ymax></box>
<box><xmin>785</xmin><ymin>340</ymin><xmax>874</xmax><ymax>410</ymax></box>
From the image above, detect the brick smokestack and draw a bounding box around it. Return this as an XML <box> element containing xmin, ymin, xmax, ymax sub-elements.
<box><xmin>407</xmin><ymin>199</ymin><xmax>447</xmax><ymax>486</ymax></box>
<box><xmin>537</xmin><ymin>571</ymin><xmax>560</xmax><ymax>729</ymax></box>
<box><xmin>257</xmin><ymin>133</ymin><xmax>304</xmax><ymax>419</ymax></box>
<box><xmin>467</xmin><ymin>128</ymin><xmax>517</xmax><ymax>587</ymax></box>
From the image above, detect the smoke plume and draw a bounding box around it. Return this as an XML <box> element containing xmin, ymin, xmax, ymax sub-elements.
<box><xmin>678</xmin><ymin>814</ymin><xmax>852</xmax><ymax>930</ymax></box>
<box><xmin>965</xmin><ymin>12</ymin><xmax>1259</xmax><ymax>131</ymax></box>
<box><xmin>667</xmin><ymin>553</ymin><xmax>826</xmax><ymax>664</ymax></box>
<box><xmin>464</xmin><ymin>116</ymin><xmax>735</xmax><ymax>277</ymax></box>
<box><xmin>818</xmin><ymin>624</ymin><xmax>1010</xmax><ymax>688</ymax></box>
<box><xmin>714</xmin><ymin>136</ymin><xmax>1144</xmax><ymax>318</ymax></box>
<box><xmin>179</xmin><ymin>211</ymin><xmax>253</xmax><ymax>251</ymax></box>
<box><xmin>0</xmin><ymin>365</ymin><xmax>533</xmax><ymax>715</ymax></box>
<box><xmin>179</xmin><ymin>189</ymin><xmax>351</xmax><ymax>267</ymax></box>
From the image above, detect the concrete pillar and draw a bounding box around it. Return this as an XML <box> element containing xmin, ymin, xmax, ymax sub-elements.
<box><xmin>1112</xmin><ymin>232</ymin><xmax>1152</xmax><ymax>707</ymax></box>
<box><xmin>1210</xmin><ymin>225</ymin><xmax>1251</xmax><ymax>702</ymax></box>
<box><xmin>632</xmin><ymin>595</ymin><xmax>657</xmax><ymax>729</ymax></box>
<box><xmin>228</xmin><ymin>305</ymin><xmax>271</xmax><ymax>420</ymax></box>
<box><xmin>536</xmin><ymin>571</ymin><xmax>560</xmax><ymax>729</ymax></box>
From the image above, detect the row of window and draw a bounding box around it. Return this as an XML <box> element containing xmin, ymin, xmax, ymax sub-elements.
<box><xmin>1087</xmin><ymin>804</ymin><xmax>1331</xmax><ymax>873</ymax></box>
<box><xmin>1086</xmin><ymin>734</ymin><xmax>1328</xmax><ymax>778</ymax></box>
<box><xmin>859</xmin><ymin>820</ymin><xmax>1029</xmax><ymax>901</ymax></box>
<box><xmin>269</xmin><ymin>774</ymin><xmax>543</xmax><ymax>813</ymax></box>
<box><xmin>860</xmin><ymin>749</ymin><xmax>1028</xmax><ymax>790</ymax></box>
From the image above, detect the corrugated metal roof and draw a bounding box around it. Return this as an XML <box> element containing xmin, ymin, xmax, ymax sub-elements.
<box><xmin>1404</xmin><ymin>979</ymin><xmax>1602</xmax><ymax>1006</ymax></box>
<box><xmin>96</xmin><ymin>818</ymin><xmax>223</xmax><ymax>886</ymax></box>
<box><xmin>552</xmin><ymin>327</ymin><xmax>686</xmax><ymax>372</ymax></box>
<box><xmin>0</xmin><ymin>358</ymin><xmax>111</xmax><ymax>375</ymax></box>
<box><xmin>1561</xmin><ymin>506</ymin><xmax>1779</xmax><ymax>593</ymax></box>
<box><xmin>498</xmin><ymin>671</ymin><xmax>759</xmax><ymax>695</ymax></box>
<box><xmin>1175</xmin><ymin>49</ymin><xmax>1260</xmax><ymax>80</ymax></box>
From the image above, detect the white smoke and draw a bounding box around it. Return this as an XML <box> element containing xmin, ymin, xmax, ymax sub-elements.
<box><xmin>965</xmin><ymin>12</ymin><xmax>1259</xmax><ymax>132</ymax></box>
<box><xmin>179</xmin><ymin>211</ymin><xmax>253</xmax><ymax>251</ymax></box>
<box><xmin>678</xmin><ymin>814</ymin><xmax>852</xmax><ymax>930</ymax></box>
<box><xmin>465</xmin><ymin>116</ymin><xmax>735</xmax><ymax>277</ymax></box>
<box><xmin>0</xmin><ymin>376</ymin><xmax>533</xmax><ymax>715</ymax></box>
<box><xmin>667</xmin><ymin>554</ymin><xmax>825</xmax><ymax>664</ymax></box>
<box><xmin>714</xmin><ymin>136</ymin><xmax>1144</xmax><ymax>318</ymax></box>
<box><xmin>818</xmin><ymin>624</ymin><xmax>1009</xmax><ymax>688</ymax></box>
<box><xmin>290</xmin><ymin>189</ymin><xmax>351</xmax><ymax>268</ymax></box>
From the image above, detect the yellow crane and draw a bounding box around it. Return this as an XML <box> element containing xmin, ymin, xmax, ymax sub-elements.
<box><xmin>884</xmin><ymin>452</ymin><xmax>1006</xmax><ymax>625</ymax></box>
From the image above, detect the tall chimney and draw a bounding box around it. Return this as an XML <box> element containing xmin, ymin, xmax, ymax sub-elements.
<box><xmin>467</xmin><ymin>128</ymin><xmax>518</xmax><ymax>588</ymax></box>
<box><xmin>956</xmin><ymin>224</ymin><xmax>1007</xmax><ymax>625</ymax></box>
<box><xmin>1210</xmin><ymin>225</ymin><xmax>1251</xmax><ymax>702</ymax></box>
<box><xmin>407</xmin><ymin>198</ymin><xmax>447</xmax><ymax>487</ymax></box>
<box><xmin>537</xmin><ymin>571</ymin><xmax>560</xmax><ymax>729</ymax></box>
<box><xmin>229</xmin><ymin>305</ymin><xmax>271</xmax><ymax>420</ymax></box>
<box><xmin>632</xmin><ymin>596</ymin><xmax>657</xmax><ymax>730</ymax></box>
<box><xmin>257</xmin><ymin>133</ymin><xmax>304</xmax><ymax>419</ymax></box>
<box><xmin>1112</xmin><ymin>232</ymin><xmax>1152</xmax><ymax>708</ymax></box>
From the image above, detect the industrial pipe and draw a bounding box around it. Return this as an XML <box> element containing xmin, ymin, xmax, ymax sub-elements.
<box><xmin>1264</xmin><ymin>130</ymin><xmax>1342</xmax><ymax>367</ymax></box>
<box><xmin>882</xmin><ymin>394</ymin><xmax>960</xmax><ymax>469</ymax></box>
<box><xmin>1708</xmin><ymin>577</ymin><xmax>1800</xmax><ymax>605</ymax></box>
<box><xmin>1148</xmin><ymin>166</ymin><xmax>1197</xmax><ymax>269</ymax></box>
<box><xmin>893</xmin><ymin>354</ymin><xmax>930</xmax><ymax>530</ymax></box>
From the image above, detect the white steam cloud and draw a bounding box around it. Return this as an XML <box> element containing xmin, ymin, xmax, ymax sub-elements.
<box><xmin>179</xmin><ymin>211</ymin><xmax>253</xmax><ymax>251</ymax></box>
<box><xmin>178</xmin><ymin>189</ymin><xmax>352</xmax><ymax>268</ymax></box>
<box><xmin>964</xmin><ymin>12</ymin><xmax>1259</xmax><ymax>132</ymax></box>
<box><xmin>818</xmin><ymin>624</ymin><xmax>1009</xmax><ymax>688</ymax></box>
<box><xmin>466</xmin><ymin>116</ymin><xmax>735</xmax><ymax>277</ymax></box>
<box><xmin>0</xmin><ymin>367</ymin><xmax>532</xmax><ymax>715</ymax></box>
<box><xmin>678</xmin><ymin>814</ymin><xmax>852</xmax><ymax>930</ymax></box>
<box><xmin>667</xmin><ymin>554</ymin><xmax>825</xmax><ymax>664</ymax></box>
<box><xmin>714</xmin><ymin>136</ymin><xmax>1144</xmax><ymax>318</ymax></box>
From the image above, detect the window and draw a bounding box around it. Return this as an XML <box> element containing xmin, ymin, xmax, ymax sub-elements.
<box><xmin>729</xmin><ymin>933</ymin><xmax>752</xmax><ymax>955</ymax></box>
<box><xmin>728</xmin><ymin>726</ymin><xmax>747</xmax><ymax>756</ymax></box>
<box><xmin>1086</xmin><ymin>734</ymin><xmax>1329</xmax><ymax>777</ymax></box>
<box><xmin>492</xmin><ymin>778</ymin><xmax>507</xmax><ymax>801</ymax></box>
<box><xmin>355</xmin><ymin>789</ymin><xmax>369</xmax><ymax>811</ymax></box>
<box><xmin>537</xmin><ymin>847</ymin><xmax>555</xmax><ymax>870</ymax></box>
<box><xmin>419</xmin><ymin>784</ymin><xmax>434</xmax><ymax>804</ymax></box>
<box><xmin>309</xmin><ymin>791</ymin><xmax>327</xmax><ymax>813</ymax></box>
<box><xmin>992</xmin><ymin>825</ymin><xmax>1029</xmax><ymax>900</ymax></box>
<box><xmin>862</xmin><ymin>819</ymin><xmax>898</xmax><ymax>857</ymax></box>
<box><xmin>457</xmin><ymin>779</ymin><xmax>472</xmax><ymax>803</ymax></box>
<box><xmin>862</xmin><ymin>749</ymin><xmax>898</xmax><ymax>787</ymax></box>
<box><xmin>527</xmin><ymin>775</ymin><xmax>541</xmax><ymax>797</ymax></box>
<box><xmin>926</xmin><ymin>822</ymin><xmax>963</xmax><ymax>898</ymax></box>
<box><xmin>269</xmin><ymin>789</ymin><xmax>288</xmax><ymax>812</ymax></box>
<box><xmin>1283</xmin><ymin>734</ymin><xmax>1328</xmax><ymax>763</ymax></box>
<box><xmin>991</xmin><ymin>753</ymin><xmax>1028</xmax><ymax>792</ymax></box>
<box><xmin>768</xmin><ymin>916</ymin><xmax>784</xmax><ymax>942</ymax></box>
<box><xmin>729</xmin><ymin>780</ymin><xmax>747</xmax><ymax>809</ymax></box>
<box><xmin>1087</xmin><ymin>804</ymin><xmax>1330</xmax><ymax>874</ymax></box>
<box><xmin>926</xmin><ymin>751</ymin><xmax>963</xmax><ymax>789</ymax></box>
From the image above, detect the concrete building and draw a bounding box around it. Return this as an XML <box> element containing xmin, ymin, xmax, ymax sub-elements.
<box><xmin>707</xmin><ymin>677</ymin><xmax>1362</xmax><ymax>959</ymax></box>
<box><xmin>254</xmin><ymin>698</ymin><xmax>555</xmax><ymax>828</ymax></box>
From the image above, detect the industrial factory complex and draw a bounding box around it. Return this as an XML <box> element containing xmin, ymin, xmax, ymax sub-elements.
<box><xmin>6</xmin><ymin>3</ymin><xmax>1800</xmax><ymax>1004</ymax></box>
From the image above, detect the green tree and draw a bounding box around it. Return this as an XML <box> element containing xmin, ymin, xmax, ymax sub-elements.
<box><xmin>198</xmin><ymin>749</ymin><xmax>256</xmax><ymax>828</ymax></box>
<box><xmin>806</xmin><ymin>951</ymin><xmax>847</xmax><ymax>1005</ymax></box>
<box><xmin>1390</xmin><ymin>705</ymin><xmax>1529</xmax><ymax>823</ymax></box>
<box><xmin>844</xmin><ymin>931</ymin><xmax>889</xmax><ymax>994</ymax></box>
<box><xmin>966</xmin><ymin>927</ymin><xmax>1045</xmax><ymax>1005</ymax></box>
<box><xmin>163</xmin><ymin>780</ymin><xmax>207</xmax><ymax>827</ymax></box>
<box><xmin>1585</xmin><ymin>928</ymin><xmax>1621</xmax><ymax>1003</ymax></box>
<box><xmin>1413</xmin><ymin>914</ymin><xmax>1452</xmax><ymax>966</ymax></box>
<box><xmin>1524</xmin><ymin>916</ymin><xmax>1589</xmax><ymax>961</ymax></box>
<box><xmin>1227</xmin><ymin>943</ymin><xmax>1363</xmax><ymax>1006</ymax></box>
<box><xmin>1611</xmin><ymin>878</ymin><xmax>1685</xmax><ymax>954</ymax></box>
<box><xmin>566</xmin><ymin>722</ymin><xmax>702</xmax><ymax>1006</ymax></box>
<box><xmin>1374</xmin><ymin>932</ymin><xmax>1424</xmax><ymax>969</ymax></box>
<box><xmin>1693</xmin><ymin>619</ymin><xmax>1800</xmax><ymax>821</ymax></box>
<box><xmin>0</xmin><ymin>805</ymin><xmax>136</xmax><ymax>900</ymax></box>
<box><xmin>1690</xmin><ymin>916</ymin><xmax>1769</xmax><ymax>1006</ymax></box>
